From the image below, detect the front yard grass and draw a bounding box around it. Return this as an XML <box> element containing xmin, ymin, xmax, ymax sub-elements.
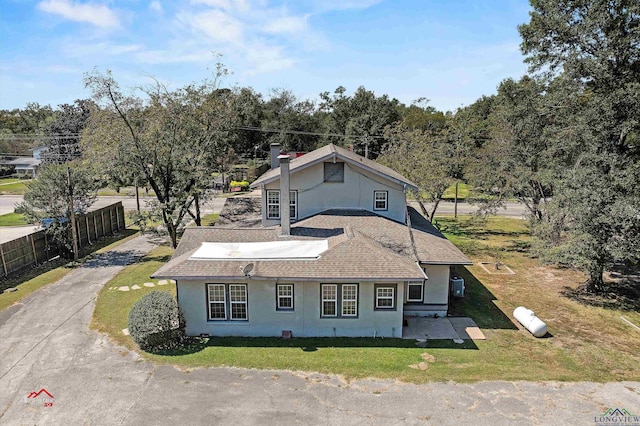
<box><xmin>0</xmin><ymin>212</ymin><xmax>29</xmax><ymax>226</ymax></box>
<box><xmin>0</xmin><ymin>178</ymin><xmax>30</xmax><ymax>194</ymax></box>
<box><xmin>92</xmin><ymin>216</ymin><xmax>640</xmax><ymax>383</ymax></box>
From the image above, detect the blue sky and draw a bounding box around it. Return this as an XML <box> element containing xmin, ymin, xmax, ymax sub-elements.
<box><xmin>0</xmin><ymin>0</ymin><xmax>533</xmax><ymax>112</ymax></box>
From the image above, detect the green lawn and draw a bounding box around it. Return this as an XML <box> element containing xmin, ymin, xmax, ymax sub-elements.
<box><xmin>91</xmin><ymin>216</ymin><xmax>640</xmax><ymax>383</ymax></box>
<box><xmin>199</xmin><ymin>213</ymin><xmax>219</xmax><ymax>226</ymax></box>
<box><xmin>0</xmin><ymin>212</ymin><xmax>29</xmax><ymax>226</ymax></box>
<box><xmin>0</xmin><ymin>178</ymin><xmax>30</xmax><ymax>194</ymax></box>
<box><xmin>442</xmin><ymin>182</ymin><xmax>470</xmax><ymax>200</ymax></box>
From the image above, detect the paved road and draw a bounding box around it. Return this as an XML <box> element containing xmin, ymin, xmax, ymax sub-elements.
<box><xmin>1</xmin><ymin>235</ymin><xmax>638</xmax><ymax>425</ymax></box>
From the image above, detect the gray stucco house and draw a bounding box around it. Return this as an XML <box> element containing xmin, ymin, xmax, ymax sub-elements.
<box><xmin>153</xmin><ymin>143</ymin><xmax>471</xmax><ymax>338</ymax></box>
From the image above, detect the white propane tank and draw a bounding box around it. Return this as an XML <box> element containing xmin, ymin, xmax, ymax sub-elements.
<box><xmin>513</xmin><ymin>306</ymin><xmax>548</xmax><ymax>337</ymax></box>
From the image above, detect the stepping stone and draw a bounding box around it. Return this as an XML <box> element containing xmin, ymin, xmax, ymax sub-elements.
<box><xmin>453</xmin><ymin>338</ymin><xmax>464</xmax><ymax>344</ymax></box>
<box><xmin>122</xmin><ymin>328</ymin><xmax>130</xmax><ymax>336</ymax></box>
<box><xmin>118</xmin><ymin>286</ymin><xmax>130</xmax><ymax>292</ymax></box>
<box><xmin>158</xmin><ymin>280</ymin><xmax>168</xmax><ymax>286</ymax></box>
<box><xmin>143</xmin><ymin>282</ymin><xmax>155</xmax><ymax>287</ymax></box>
<box><xmin>131</xmin><ymin>285</ymin><xmax>141</xmax><ymax>290</ymax></box>
<box><xmin>170</xmin><ymin>280</ymin><xmax>176</xmax><ymax>284</ymax></box>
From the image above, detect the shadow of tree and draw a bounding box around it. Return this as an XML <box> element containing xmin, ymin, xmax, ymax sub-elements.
<box><xmin>448</xmin><ymin>267</ymin><xmax>518</xmax><ymax>330</ymax></box>
<box><xmin>561</xmin><ymin>280</ymin><xmax>639</xmax><ymax>312</ymax></box>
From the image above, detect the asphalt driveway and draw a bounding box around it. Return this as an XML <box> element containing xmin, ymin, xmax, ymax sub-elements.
<box><xmin>0</xmin><ymin>235</ymin><xmax>638</xmax><ymax>425</ymax></box>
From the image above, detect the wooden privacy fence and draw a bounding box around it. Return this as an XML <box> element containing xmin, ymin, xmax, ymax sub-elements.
<box><xmin>0</xmin><ymin>202</ymin><xmax>126</xmax><ymax>278</ymax></box>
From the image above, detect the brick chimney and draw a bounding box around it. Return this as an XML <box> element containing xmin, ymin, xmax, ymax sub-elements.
<box><xmin>279</xmin><ymin>154</ymin><xmax>291</xmax><ymax>236</ymax></box>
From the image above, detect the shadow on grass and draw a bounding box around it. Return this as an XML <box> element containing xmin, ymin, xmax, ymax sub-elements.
<box><xmin>435</xmin><ymin>217</ymin><xmax>529</xmax><ymax>240</ymax></box>
<box><xmin>151</xmin><ymin>335</ymin><xmax>480</xmax><ymax>355</ymax></box>
<box><xmin>561</xmin><ymin>280</ymin><xmax>640</xmax><ymax>312</ymax></box>
<box><xmin>448</xmin><ymin>267</ymin><xmax>518</xmax><ymax>330</ymax></box>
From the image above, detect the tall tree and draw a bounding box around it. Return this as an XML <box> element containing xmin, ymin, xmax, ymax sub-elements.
<box><xmin>519</xmin><ymin>0</ymin><xmax>640</xmax><ymax>291</ymax></box>
<box><xmin>261</xmin><ymin>88</ymin><xmax>321</xmax><ymax>152</ymax></box>
<box><xmin>83</xmin><ymin>69</ymin><xmax>234</xmax><ymax>248</ymax></box>
<box><xmin>41</xmin><ymin>99</ymin><xmax>96</xmax><ymax>164</ymax></box>
<box><xmin>320</xmin><ymin>86</ymin><xmax>401</xmax><ymax>158</ymax></box>
<box><xmin>470</xmin><ymin>76</ymin><xmax>553</xmax><ymax>221</ymax></box>
<box><xmin>17</xmin><ymin>161</ymin><xmax>98</xmax><ymax>257</ymax></box>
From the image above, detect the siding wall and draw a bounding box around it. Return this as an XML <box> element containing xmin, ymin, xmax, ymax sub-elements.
<box><xmin>261</xmin><ymin>161</ymin><xmax>407</xmax><ymax>226</ymax></box>
<box><xmin>178</xmin><ymin>279</ymin><xmax>405</xmax><ymax>338</ymax></box>
<box><xmin>421</xmin><ymin>264</ymin><xmax>451</xmax><ymax>305</ymax></box>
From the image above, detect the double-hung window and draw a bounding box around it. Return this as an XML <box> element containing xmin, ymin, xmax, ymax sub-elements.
<box><xmin>277</xmin><ymin>284</ymin><xmax>294</xmax><ymax>310</ymax></box>
<box><xmin>267</xmin><ymin>190</ymin><xmax>280</xmax><ymax>219</ymax></box>
<box><xmin>375</xmin><ymin>285</ymin><xmax>396</xmax><ymax>310</ymax></box>
<box><xmin>207</xmin><ymin>284</ymin><xmax>248</xmax><ymax>321</ymax></box>
<box><xmin>373</xmin><ymin>190</ymin><xmax>388</xmax><ymax>211</ymax></box>
<box><xmin>321</xmin><ymin>284</ymin><xmax>358</xmax><ymax>318</ymax></box>
<box><xmin>289</xmin><ymin>191</ymin><xmax>297</xmax><ymax>219</ymax></box>
<box><xmin>266</xmin><ymin>190</ymin><xmax>298</xmax><ymax>220</ymax></box>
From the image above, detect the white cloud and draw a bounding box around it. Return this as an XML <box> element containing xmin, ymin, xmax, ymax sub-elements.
<box><xmin>191</xmin><ymin>0</ymin><xmax>250</xmax><ymax>12</ymax></box>
<box><xmin>178</xmin><ymin>9</ymin><xmax>244</xmax><ymax>44</ymax></box>
<box><xmin>135</xmin><ymin>49</ymin><xmax>214</xmax><ymax>64</ymax></box>
<box><xmin>263</xmin><ymin>15</ymin><xmax>308</xmax><ymax>35</ymax></box>
<box><xmin>243</xmin><ymin>44</ymin><xmax>296</xmax><ymax>75</ymax></box>
<box><xmin>37</xmin><ymin>0</ymin><xmax>120</xmax><ymax>28</ymax></box>
<box><xmin>63</xmin><ymin>42</ymin><xmax>142</xmax><ymax>57</ymax></box>
<box><xmin>149</xmin><ymin>1</ymin><xmax>163</xmax><ymax>14</ymax></box>
<box><xmin>308</xmin><ymin>0</ymin><xmax>381</xmax><ymax>12</ymax></box>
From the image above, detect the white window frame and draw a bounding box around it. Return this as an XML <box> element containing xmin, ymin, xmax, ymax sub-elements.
<box><xmin>289</xmin><ymin>190</ymin><xmax>298</xmax><ymax>220</ymax></box>
<box><xmin>407</xmin><ymin>281</ymin><xmax>424</xmax><ymax>302</ymax></box>
<box><xmin>229</xmin><ymin>284</ymin><xmax>248</xmax><ymax>320</ymax></box>
<box><xmin>375</xmin><ymin>285</ymin><xmax>395</xmax><ymax>309</ymax></box>
<box><xmin>277</xmin><ymin>284</ymin><xmax>294</xmax><ymax>311</ymax></box>
<box><xmin>373</xmin><ymin>190</ymin><xmax>388</xmax><ymax>211</ymax></box>
<box><xmin>267</xmin><ymin>190</ymin><xmax>280</xmax><ymax>219</ymax></box>
<box><xmin>321</xmin><ymin>284</ymin><xmax>338</xmax><ymax>317</ymax></box>
<box><xmin>341</xmin><ymin>284</ymin><xmax>358</xmax><ymax>317</ymax></box>
<box><xmin>207</xmin><ymin>283</ymin><xmax>248</xmax><ymax>321</ymax></box>
<box><xmin>207</xmin><ymin>284</ymin><xmax>227</xmax><ymax>320</ymax></box>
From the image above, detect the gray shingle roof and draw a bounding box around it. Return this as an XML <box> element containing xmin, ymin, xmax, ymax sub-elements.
<box><xmin>153</xmin><ymin>208</ymin><xmax>470</xmax><ymax>281</ymax></box>
<box><xmin>251</xmin><ymin>143</ymin><xmax>418</xmax><ymax>190</ymax></box>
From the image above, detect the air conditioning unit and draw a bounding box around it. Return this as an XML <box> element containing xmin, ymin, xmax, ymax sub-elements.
<box><xmin>450</xmin><ymin>277</ymin><xmax>465</xmax><ymax>298</ymax></box>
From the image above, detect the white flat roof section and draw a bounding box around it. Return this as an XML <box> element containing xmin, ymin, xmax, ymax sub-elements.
<box><xmin>190</xmin><ymin>240</ymin><xmax>329</xmax><ymax>261</ymax></box>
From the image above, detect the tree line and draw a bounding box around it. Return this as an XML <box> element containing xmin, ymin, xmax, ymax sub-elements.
<box><xmin>2</xmin><ymin>0</ymin><xmax>638</xmax><ymax>293</ymax></box>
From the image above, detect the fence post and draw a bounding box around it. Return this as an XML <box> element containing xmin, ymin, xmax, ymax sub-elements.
<box><xmin>30</xmin><ymin>234</ymin><xmax>38</xmax><ymax>265</ymax></box>
<box><xmin>86</xmin><ymin>216</ymin><xmax>91</xmax><ymax>244</ymax></box>
<box><xmin>0</xmin><ymin>244</ymin><xmax>7</xmax><ymax>277</ymax></box>
<box><xmin>115</xmin><ymin>205</ymin><xmax>120</xmax><ymax>231</ymax></box>
<box><xmin>101</xmin><ymin>211</ymin><xmax>106</xmax><ymax>237</ymax></box>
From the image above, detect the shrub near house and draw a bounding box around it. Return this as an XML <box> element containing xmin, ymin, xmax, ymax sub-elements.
<box><xmin>128</xmin><ymin>291</ymin><xmax>185</xmax><ymax>352</ymax></box>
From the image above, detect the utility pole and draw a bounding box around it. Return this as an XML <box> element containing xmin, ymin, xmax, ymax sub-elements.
<box><xmin>67</xmin><ymin>166</ymin><xmax>79</xmax><ymax>261</ymax></box>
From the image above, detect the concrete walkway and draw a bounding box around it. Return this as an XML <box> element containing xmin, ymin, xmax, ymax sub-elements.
<box><xmin>403</xmin><ymin>317</ymin><xmax>487</xmax><ymax>341</ymax></box>
<box><xmin>0</xmin><ymin>236</ymin><xmax>639</xmax><ymax>425</ymax></box>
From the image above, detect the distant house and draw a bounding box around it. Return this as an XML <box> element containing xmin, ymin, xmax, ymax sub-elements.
<box><xmin>0</xmin><ymin>145</ymin><xmax>47</xmax><ymax>178</ymax></box>
<box><xmin>153</xmin><ymin>143</ymin><xmax>471</xmax><ymax>338</ymax></box>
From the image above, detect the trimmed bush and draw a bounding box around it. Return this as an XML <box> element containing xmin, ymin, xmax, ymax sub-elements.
<box><xmin>229</xmin><ymin>180</ymin><xmax>250</xmax><ymax>191</ymax></box>
<box><xmin>128</xmin><ymin>291</ymin><xmax>186</xmax><ymax>352</ymax></box>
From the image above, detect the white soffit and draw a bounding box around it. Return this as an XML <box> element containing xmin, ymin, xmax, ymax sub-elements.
<box><xmin>190</xmin><ymin>240</ymin><xmax>329</xmax><ymax>260</ymax></box>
